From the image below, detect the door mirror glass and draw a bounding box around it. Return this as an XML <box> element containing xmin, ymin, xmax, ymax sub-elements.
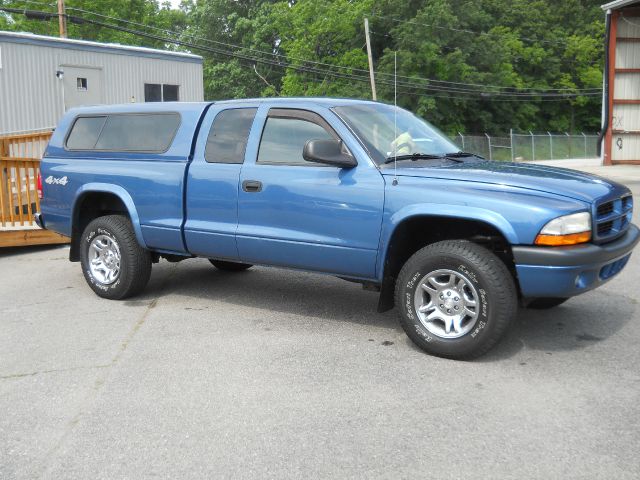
<box><xmin>303</xmin><ymin>139</ymin><xmax>356</xmax><ymax>168</ymax></box>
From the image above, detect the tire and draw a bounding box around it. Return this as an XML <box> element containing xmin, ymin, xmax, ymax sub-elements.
<box><xmin>209</xmin><ymin>259</ymin><xmax>253</xmax><ymax>272</ymax></box>
<box><xmin>80</xmin><ymin>215</ymin><xmax>152</xmax><ymax>300</ymax></box>
<box><xmin>525</xmin><ymin>297</ymin><xmax>569</xmax><ymax>309</ymax></box>
<box><xmin>395</xmin><ymin>240</ymin><xmax>517</xmax><ymax>360</ymax></box>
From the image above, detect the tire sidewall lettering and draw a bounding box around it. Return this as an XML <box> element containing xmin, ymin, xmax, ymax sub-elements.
<box><xmin>82</xmin><ymin>227</ymin><xmax>122</xmax><ymax>292</ymax></box>
<box><xmin>404</xmin><ymin>260</ymin><xmax>491</xmax><ymax>345</ymax></box>
<box><xmin>458</xmin><ymin>264</ymin><xmax>478</xmax><ymax>284</ymax></box>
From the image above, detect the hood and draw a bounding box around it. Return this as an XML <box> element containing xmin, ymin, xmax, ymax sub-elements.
<box><xmin>381</xmin><ymin>161</ymin><xmax>627</xmax><ymax>203</ymax></box>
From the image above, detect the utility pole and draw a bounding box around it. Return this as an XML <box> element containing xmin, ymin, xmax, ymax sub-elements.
<box><xmin>364</xmin><ymin>18</ymin><xmax>377</xmax><ymax>101</ymax></box>
<box><xmin>57</xmin><ymin>0</ymin><xmax>67</xmax><ymax>38</ymax></box>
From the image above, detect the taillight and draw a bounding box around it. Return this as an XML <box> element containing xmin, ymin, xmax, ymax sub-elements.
<box><xmin>37</xmin><ymin>172</ymin><xmax>43</xmax><ymax>200</ymax></box>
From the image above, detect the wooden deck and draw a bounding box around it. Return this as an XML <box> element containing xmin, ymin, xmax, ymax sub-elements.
<box><xmin>0</xmin><ymin>131</ymin><xmax>70</xmax><ymax>248</ymax></box>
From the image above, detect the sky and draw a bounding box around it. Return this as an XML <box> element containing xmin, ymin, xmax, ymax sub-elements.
<box><xmin>168</xmin><ymin>0</ymin><xmax>182</xmax><ymax>9</ymax></box>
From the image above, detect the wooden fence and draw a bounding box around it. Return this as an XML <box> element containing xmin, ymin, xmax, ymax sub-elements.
<box><xmin>0</xmin><ymin>131</ymin><xmax>70</xmax><ymax>247</ymax></box>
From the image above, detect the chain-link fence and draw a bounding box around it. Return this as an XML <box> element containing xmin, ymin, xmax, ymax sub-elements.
<box><xmin>450</xmin><ymin>132</ymin><xmax>599</xmax><ymax>162</ymax></box>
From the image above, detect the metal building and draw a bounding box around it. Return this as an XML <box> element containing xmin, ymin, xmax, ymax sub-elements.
<box><xmin>0</xmin><ymin>31</ymin><xmax>203</xmax><ymax>134</ymax></box>
<box><xmin>601</xmin><ymin>0</ymin><xmax>640</xmax><ymax>165</ymax></box>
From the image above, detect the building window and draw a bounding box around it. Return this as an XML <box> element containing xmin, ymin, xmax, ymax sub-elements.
<box><xmin>77</xmin><ymin>77</ymin><xmax>88</xmax><ymax>91</ymax></box>
<box><xmin>144</xmin><ymin>83</ymin><xmax>180</xmax><ymax>102</ymax></box>
<box><xmin>144</xmin><ymin>84</ymin><xmax>162</xmax><ymax>102</ymax></box>
<box><xmin>163</xmin><ymin>84</ymin><xmax>179</xmax><ymax>101</ymax></box>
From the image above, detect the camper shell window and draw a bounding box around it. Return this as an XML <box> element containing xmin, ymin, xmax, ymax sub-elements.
<box><xmin>65</xmin><ymin>113</ymin><xmax>181</xmax><ymax>153</ymax></box>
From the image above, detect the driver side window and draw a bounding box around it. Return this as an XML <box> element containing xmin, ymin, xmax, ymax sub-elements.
<box><xmin>257</xmin><ymin>111</ymin><xmax>334</xmax><ymax>166</ymax></box>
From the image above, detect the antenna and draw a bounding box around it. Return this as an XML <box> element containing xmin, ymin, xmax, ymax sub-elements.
<box><xmin>393</xmin><ymin>51</ymin><xmax>398</xmax><ymax>185</ymax></box>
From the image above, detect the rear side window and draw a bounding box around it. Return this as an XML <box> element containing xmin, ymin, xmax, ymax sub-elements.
<box><xmin>205</xmin><ymin>108</ymin><xmax>257</xmax><ymax>164</ymax></box>
<box><xmin>66</xmin><ymin>113</ymin><xmax>181</xmax><ymax>152</ymax></box>
<box><xmin>65</xmin><ymin>116</ymin><xmax>106</xmax><ymax>150</ymax></box>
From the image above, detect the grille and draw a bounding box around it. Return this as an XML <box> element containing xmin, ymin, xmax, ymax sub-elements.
<box><xmin>597</xmin><ymin>221</ymin><xmax>613</xmax><ymax>236</ymax></box>
<box><xmin>597</xmin><ymin>201</ymin><xmax>614</xmax><ymax>218</ymax></box>
<box><xmin>594</xmin><ymin>193</ymin><xmax>634</xmax><ymax>243</ymax></box>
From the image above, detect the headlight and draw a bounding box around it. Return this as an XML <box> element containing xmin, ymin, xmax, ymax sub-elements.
<box><xmin>535</xmin><ymin>212</ymin><xmax>591</xmax><ymax>246</ymax></box>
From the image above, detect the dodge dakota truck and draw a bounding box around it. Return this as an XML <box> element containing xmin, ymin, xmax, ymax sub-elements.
<box><xmin>37</xmin><ymin>99</ymin><xmax>639</xmax><ymax>359</ymax></box>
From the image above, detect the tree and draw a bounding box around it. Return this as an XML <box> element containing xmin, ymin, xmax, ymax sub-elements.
<box><xmin>1</xmin><ymin>0</ymin><xmax>606</xmax><ymax>134</ymax></box>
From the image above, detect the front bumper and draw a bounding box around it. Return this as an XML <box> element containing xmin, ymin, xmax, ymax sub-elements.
<box><xmin>512</xmin><ymin>224</ymin><xmax>640</xmax><ymax>298</ymax></box>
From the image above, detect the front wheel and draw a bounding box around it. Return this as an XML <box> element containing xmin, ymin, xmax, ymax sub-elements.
<box><xmin>395</xmin><ymin>240</ymin><xmax>517</xmax><ymax>360</ymax></box>
<box><xmin>80</xmin><ymin>215</ymin><xmax>152</xmax><ymax>300</ymax></box>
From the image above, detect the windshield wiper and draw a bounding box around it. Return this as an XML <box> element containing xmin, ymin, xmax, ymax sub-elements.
<box><xmin>444</xmin><ymin>151</ymin><xmax>484</xmax><ymax>159</ymax></box>
<box><xmin>382</xmin><ymin>153</ymin><xmax>445</xmax><ymax>164</ymax></box>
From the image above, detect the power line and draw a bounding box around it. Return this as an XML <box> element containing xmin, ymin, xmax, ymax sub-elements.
<box><xmin>74</xmin><ymin>14</ymin><xmax>600</xmax><ymax>98</ymax></box>
<box><xmin>68</xmin><ymin>5</ymin><xmax>600</xmax><ymax>94</ymax></box>
<box><xmin>3</xmin><ymin>1</ymin><xmax>601</xmax><ymax>95</ymax></box>
<box><xmin>0</xmin><ymin>5</ymin><xmax>601</xmax><ymax>100</ymax></box>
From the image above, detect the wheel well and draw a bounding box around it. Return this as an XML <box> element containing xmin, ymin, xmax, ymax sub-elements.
<box><xmin>378</xmin><ymin>216</ymin><xmax>517</xmax><ymax>311</ymax></box>
<box><xmin>69</xmin><ymin>192</ymin><xmax>130</xmax><ymax>262</ymax></box>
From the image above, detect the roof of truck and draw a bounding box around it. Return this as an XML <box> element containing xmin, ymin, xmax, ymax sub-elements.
<box><xmin>214</xmin><ymin>97</ymin><xmax>380</xmax><ymax>106</ymax></box>
<box><xmin>66</xmin><ymin>97</ymin><xmax>382</xmax><ymax>115</ymax></box>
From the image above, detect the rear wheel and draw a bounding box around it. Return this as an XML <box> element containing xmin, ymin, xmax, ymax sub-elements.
<box><xmin>526</xmin><ymin>297</ymin><xmax>569</xmax><ymax>309</ymax></box>
<box><xmin>80</xmin><ymin>215</ymin><xmax>151</xmax><ymax>299</ymax></box>
<box><xmin>395</xmin><ymin>240</ymin><xmax>517</xmax><ymax>360</ymax></box>
<box><xmin>209</xmin><ymin>259</ymin><xmax>253</xmax><ymax>272</ymax></box>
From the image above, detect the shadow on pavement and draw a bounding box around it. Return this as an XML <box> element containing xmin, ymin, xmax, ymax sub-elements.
<box><xmin>133</xmin><ymin>259</ymin><xmax>635</xmax><ymax>361</ymax></box>
<box><xmin>480</xmin><ymin>290</ymin><xmax>636</xmax><ymax>361</ymax></box>
<box><xmin>135</xmin><ymin>260</ymin><xmax>401</xmax><ymax>332</ymax></box>
<box><xmin>0</xmin><ymin>244</ymin><xmax>68</xmax><ymax>259</ymax></box>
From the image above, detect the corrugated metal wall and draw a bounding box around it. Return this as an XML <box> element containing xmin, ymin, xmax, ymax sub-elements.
<box><xmin>609</xmin><ymin>8</ymin><xmax>640</xmax><ymax>164</ymax></box>
<box><xmin>0</xmin><ymin>39</ymin><xmax>204</xmax><ymax>134</ymax></box>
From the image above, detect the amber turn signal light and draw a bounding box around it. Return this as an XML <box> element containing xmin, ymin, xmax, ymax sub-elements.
<box><xmin>534</xmin><ymin>231</ymin><xmax>591</xmax><ymax>246</ymax></box>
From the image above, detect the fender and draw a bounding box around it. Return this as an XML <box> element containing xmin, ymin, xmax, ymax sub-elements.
<box><xmin>377</xmin><ymin>204</ymin><xmax>519</xmax><ymax>278</ymax></box>
<box><xmin>375</xmin><ymin>205</ymin><xmax>519</xmax><ymax>313</ymax></box>
<box><xmin>71</xmin><ymin>183</ymin><xmax>146</xmax><ymax>248</ymax></box>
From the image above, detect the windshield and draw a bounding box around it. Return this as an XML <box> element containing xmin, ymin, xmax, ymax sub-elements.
<box><xmin>333</xmin><ymin>103</ymin><xmax>460</xmax><ymax>164</ymax></box>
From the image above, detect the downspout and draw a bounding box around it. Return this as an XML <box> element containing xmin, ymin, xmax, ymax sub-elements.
<box><xmin>597</xmin><ymin>10</ymin><xmax>612</xmax><ymax>160</ymax></box>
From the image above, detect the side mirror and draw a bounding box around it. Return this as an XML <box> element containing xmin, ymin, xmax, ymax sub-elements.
<box><xmin>303</xmin><ymin>139</ymin><xmax>357</xmax><ymax>168</ymax></box>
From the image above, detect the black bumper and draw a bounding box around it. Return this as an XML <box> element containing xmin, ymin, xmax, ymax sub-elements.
<box><xmin>512</xmin><ymin>224</ymin><xmax>640</xmax><ymax>267</ymax></box>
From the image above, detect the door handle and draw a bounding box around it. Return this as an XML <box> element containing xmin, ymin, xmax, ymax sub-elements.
<box><xmin>242</xmin><ymin>180</ymin><xmax>262</xmax><ymax>193</ymax></box>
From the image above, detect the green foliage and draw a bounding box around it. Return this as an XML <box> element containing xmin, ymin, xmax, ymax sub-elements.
<box><xmin>0</xmin><ymin>0</ymin><xmax>606</xmax><ymax>134</ymax></box>
<box><xmin>1</xmin><ymin>1</ymin><xmax>188</xmax><ymax>48</ymax></box>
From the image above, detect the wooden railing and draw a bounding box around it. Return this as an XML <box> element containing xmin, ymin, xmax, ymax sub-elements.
<box><xmin>0</xmin><ymin>130</ymin><xmax>69</xmax><ymax>247</ymax></box>
<box><xmin>0</xmin><ymin>131</ymin><xmax>52</xmax><ymax>160</ymax></box>
<box><xmin>0</xmin><ymin>157</ymin><xmax>41</xmax><ymax>228</ymax></box>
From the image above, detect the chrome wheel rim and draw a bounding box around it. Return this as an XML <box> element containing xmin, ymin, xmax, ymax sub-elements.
<box><xmin>413</xmin><ymin>269</ymin><xmax>480</xmax><ymax>339</ymax></box>
<box><xmin>88</xmin><ymin>234</ymin><xmax>121</xmax><ymax>285</ymax></box>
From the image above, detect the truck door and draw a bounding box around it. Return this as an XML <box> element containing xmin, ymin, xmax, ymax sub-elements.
<box><xmin>184</xmin><ymin>106</ymin><xmax>258</xmax><ymax>259</ymax></box>
<box><xmin>236</xmin><ymin>106</ymin><xmax>385</xmax><ymax>279</ymax></box>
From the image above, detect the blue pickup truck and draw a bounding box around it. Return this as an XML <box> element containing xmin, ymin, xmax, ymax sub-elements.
<box><xmin>37</xmin><ymin>98</ymin><xmax>639</xmax><ymax>359</ymax></box>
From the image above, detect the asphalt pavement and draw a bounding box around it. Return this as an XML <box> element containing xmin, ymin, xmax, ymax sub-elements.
<box><xmin>1</xmin><ymin>170</ymin><xmax>639</xmax><ymax>479</ymax></box>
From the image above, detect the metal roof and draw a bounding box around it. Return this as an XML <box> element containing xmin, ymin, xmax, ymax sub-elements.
<box><xmin>602</xmin><ymin>0</ymin><xmax>640</xmax><ymax>10</ymax></box>
<box><xmin>0</xmin><ymin>31</ymin><xmax>202</xmax><ymax>64</ymax></box>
